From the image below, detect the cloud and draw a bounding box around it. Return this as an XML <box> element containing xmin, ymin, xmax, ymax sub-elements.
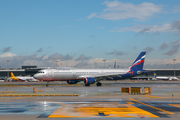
<box><xmin>93</xmin><ymin>62</ymin><xmax>99</xmax><ymax>68</ymax></box>
<box><xmin>36</xmin><ymin>48</ymin><xmax>43</xmax><ymax>53</ymax></box>
<box><xmin>88</xmin><ymin>1</ymin><xmax>162</xmax><ymax>20</ymax></box>
<box><xmin>3</xmin><ymin>47</ymin><xmax>12</xmax><ymax>53</ymax></box>
<box><xmin>173</xmin><ymin>5</ymin><xmax>180</xmax><ymax>13</ymax></box>
<box><xmin>171</xmin><ymin>21</ymin><xmax>180</xmax><ymax>33</ymax></box>
<box><xmin>0</xmin><ymin>53</ymin><xmax>47</xmax><ymax>68</ymax></box>
<box><xmin>136</xmin><ymin>28</ymin><xmax>151</xmax><ymax>36</ymax></box>
<box><xmin>164</xmin><ymin>48</ymin><xmax>179</xmax><ymax>56</ymax></box>
<box><xmin>89</xmin><ymin>35</ymin><xmax>95</xmax><ymax>38</ymax></box>
<box><xmin>75</xmin><ymin>54</ymin><xmax>91</xmax><ymax>61</ymax></box>
<box><xmin>0</xmin><ymin>52</ymin><xmax>130</xmax><ymax>69</ymax></box>
<box><xmin>143</xmin><ymin>47</ymin><xmax>154</xmax><ymax>53</ymax></box>
<box><xmin>87</xmin><ymin>13</ymin><xmax>96</xmax><ymax>19</ymax></box>
<box><xmin>106</xmin><ymin>50</ymin><xmax>127</xmax><ymax>56</ymax></box>
<box><xmin>153</xmin><ymin>31</ymin><xmax>160</xmax><ymax>35</ymax></box>
<box><xmin>160</xmin><ymin>39</ymin><xmax>180</xmax><ymax>56</ymax></box>
<box><xmin>170</xmin><ymin>39</ymin><xmax>180</xmax><ymax>45</ymax></box>
<box><xmin>111</xmin><ymin>20</ymin><xmax>180</xmax><ymax>34</ymax></box>
<box><xmin>110</xmin><ymin>24</ymin><xmax>147</xmax><ymax>32</ymax></box>
<box><xmin>164</xmin><ymin>43</ymin><xmax>180</xmax><ymax>56</ymax></box>
<box><xmin>133</xmin><ymin>46</ymin><xmax>137</xmax><ymax>50</ymax></box>
<box><xmin>43</xmin><ymin>55</ymin><xmax>49</xmax><ymax>60</ymax></box>
<box><xmin>3</xmin><ymin>51</ymin><xmax>180</xmax><ymax>69</ymax></box>
<box><xmin>0</xmin><ymin>53</ymin><xmax>75</xmax><ymax>68</ymax></box>
<box><xmin>73</xmin><ymin>61</ymin><xmax>89</xmax><ymax>68</ymax></box>
<box><xmin>48</xmin><ymin>53</ymin><xmax>73</xmax><ymax>61</ymax></box>
<box><xmin>159</xmin><ymin>43</ymin><xmax>168</xmax><ymax>51</ymax></box>
<box><xmin>0</xmin><ymin>52</ymin><xmax>17</xmax><ymax>57</ymax></box>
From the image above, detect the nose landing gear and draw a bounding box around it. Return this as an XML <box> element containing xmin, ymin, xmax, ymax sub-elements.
<box><xmin>46</xmin><ymin>81</ymin><xmax>49</xmax><ymax>87</ymax></box>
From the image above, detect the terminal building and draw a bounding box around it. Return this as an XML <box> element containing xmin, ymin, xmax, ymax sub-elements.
<box><xmin>133</xmin><ymin>69</ymin><xmax>180</xmax><ymax>80</ymax></box>
<box><xmin>0</xmin><ymin>66</ymin><xmax>180</xmax><ymax>80</ymax></box>
<box><xmin>0</xmin><ymin>66</ymin><xmax>41</xmax><ymax>80</ymax></box>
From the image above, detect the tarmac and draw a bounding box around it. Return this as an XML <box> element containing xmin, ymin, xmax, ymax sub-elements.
<box><xmin>0</xmin><ymin>80</ymin><xmax>180</xmax><ymax>120</ymax></box>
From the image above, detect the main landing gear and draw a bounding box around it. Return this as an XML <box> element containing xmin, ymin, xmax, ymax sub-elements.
<box><xmin>46</xmin><ymin>81</ymin><xmax>49</xmax><ymax>87</ymax></box>
<box><xmin>85</xmin><ymin>82</ymin><xmax>102</xmax><ymax>87</ymax></box>
<box><xmin>85</xmin><ymin>84</ymin><xmax>90</xmax><ymax>86</ymax></box>
<box><xmin>96</xmin><ymin>82</ymin><xmax>102</xmax><ymax>86</ymax></box>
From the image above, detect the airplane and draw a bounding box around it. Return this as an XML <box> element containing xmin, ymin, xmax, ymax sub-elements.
<box><xmin>11</xmin><ymin>72</ymin><xmax>38</xmax><ymax>82</ymax></box>
<box><xmin>153</xmin><ymin>72</ymin><xmax>179</xmax><ymax>81</ymax></box>
<box><xmin>0</xmin><ymin>80</ymin><xmax>4</xmax><ymax>82</ymax></box>
<box><xmin>33</xmin><ymin>52</ymin><xmax>146</xmax><ymax>87</ymax></box>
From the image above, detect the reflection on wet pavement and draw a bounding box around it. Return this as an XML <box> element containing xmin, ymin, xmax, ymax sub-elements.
<box><xmin>1</xmin><ymin>82</ymin><xmax>180</xmax><ymax>119</ymax></box>
<box><xmin>0</xmin><ymin>102</ymin><xmax>61</xmax><ymax>115</ymax></box>
<box><xmin>0</xmin><ymin>101</ymin><xmax>180</xmax><ymax>118</ymax></box>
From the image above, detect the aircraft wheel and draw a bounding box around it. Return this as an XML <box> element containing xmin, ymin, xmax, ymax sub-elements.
<box><xmin>46</xmin><ymin>84</ymin><xmax>49</xmax><ymax>87</ymax></box>
<box><xmin>85</xmin><ymin>84</ymin><xmax>90</xmax><ymax>86</ymax></box>
<box><xmin>96</xmin><ymin>82</ymin><xmax>102</xmax><ymax>86</ymax></box>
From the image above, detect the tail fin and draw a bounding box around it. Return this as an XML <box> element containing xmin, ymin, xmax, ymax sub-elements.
<box><xmin>129</xmin><ymin>52</ymin><xmax>146</xmax><ymax>71</ymax></box>
<box><xmin>153</xmin><ymin>72</ymin><xmax>157</xmax><ymax>78</ymax></box>
<box><xmin>11</xmin><ymin>72</ymin><xmax>15</xmax><ymax>77</ymax></box>
<box><xmin>11</xmin><ymin>72</ymin><xmax>19</xmax><ymax>81</ymax></box>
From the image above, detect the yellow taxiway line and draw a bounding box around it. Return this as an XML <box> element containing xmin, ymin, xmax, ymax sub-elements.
<box><xmin>48</xmin><ymin>102</ymin><xmax>159</xmax><ymax>118</ymax></box>
<box><xmin>130</xmin><ymin>98</ymin><xmax>174</xmax><ymax>115</ymax></box>
<box><xmin>168</xmin><ymin>104</ymin><xmax>180</xmax><ymax>108</ymax></box>
<box><xmin>143</xmin><ymin>95</ymin><xmax>162</xmax><ymax>98</ymax></box>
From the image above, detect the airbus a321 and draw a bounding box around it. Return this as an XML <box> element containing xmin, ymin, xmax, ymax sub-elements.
<box><xmin>33</xmin><ymin>52</ymin><xmax>146</xmax><ymax>87</ymax></box>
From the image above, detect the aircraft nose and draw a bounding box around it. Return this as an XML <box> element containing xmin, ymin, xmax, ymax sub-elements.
<box><xmin>33</xmin><ymin>74</ymin><xmax>39</xmax><ymax>79</ymax></box>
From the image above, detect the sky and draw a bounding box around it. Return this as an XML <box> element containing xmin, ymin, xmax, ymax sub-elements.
<box><xmin>0</xmin><ymin>0</ymin><xmax>180</xmax><ymax>69</ymax></box>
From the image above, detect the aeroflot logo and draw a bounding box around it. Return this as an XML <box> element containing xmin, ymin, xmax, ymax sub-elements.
<box><xmin>132</xmin><ymin>55</ymin><xmax>145</xmax><ymax>67</ymax></box>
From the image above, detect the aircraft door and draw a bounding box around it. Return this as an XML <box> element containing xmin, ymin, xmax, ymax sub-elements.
<box><xmin>72</xmin><ymin>70</ymin><xmax>76</xmax><ymax>76</ymax></box>
<box><xmin>48</xmin><ymin>69</ymin><xmax>52</xmax><ymax>77</ymax></box>
<box><xmin>101</xmin><ymin>70</ymin><xmax>105</xmax><ymax>75</ymax></box>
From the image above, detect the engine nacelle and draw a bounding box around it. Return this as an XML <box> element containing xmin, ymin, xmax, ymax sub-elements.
<box><xmin>84</xmin><ymin>77</ymin><xmax>96</xmax><ymax>84</ymax></box>
<box><xmin>67</xmin><ymin>80</ymin><xmax>78</xmax><ymax>84</ymax></box>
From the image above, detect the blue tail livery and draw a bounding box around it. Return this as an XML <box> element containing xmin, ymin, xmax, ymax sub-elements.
<box><xmin>107</xmin><ymin>52</ymin><xmax>146</xmax><ymax>80</ymax></box>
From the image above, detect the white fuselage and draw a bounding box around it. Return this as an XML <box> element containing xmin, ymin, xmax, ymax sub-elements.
<box><xmin>16</xmin><ymin>76</ymin><xmax>38</xmax><ymax>82</ymax></box>
<box><xmin>155</xmin><ymin>76</ymin><xmax>169</xmax><ymax>80</ymax></box>
<box><xmin>33</xmin><ymin>68</ymin><xmax>129</xmax><ymax>81</ymax></box>
<box><xmin>155</xmin><ymin>76</ymin><xmax>179</xmax><ymax>81</ymax></box>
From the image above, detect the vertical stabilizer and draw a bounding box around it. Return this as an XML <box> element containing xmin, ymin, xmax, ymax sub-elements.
<box><xmin>11</xmin><ymin>72</ymin><xmax>15</xmax><ymax>77</ymax></box>
<box><xmin>129</xmin><ymin>52</ymin><xmax>146</xmax><ymax>71</ymax></box>
<box><xmin>153</xmin><ymin>72</ymin><xmax>157</xmax><ymax>78</ymax></box>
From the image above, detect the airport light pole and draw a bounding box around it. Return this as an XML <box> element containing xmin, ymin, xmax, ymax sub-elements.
<box><xmin>102</xmin><ymin>60</ymin><xmax>106</xmax><ymax>68</ymax></box>
<box><xmin>172</xmin><ymin>59</ymin><xmax>176</xmax><ymax>77</ymax></box>
<box><xmin>114</xmin><ymin>60</ymin><xmax>116</xmax><ymax>68</ymax></box>
<box><xmin>7</xmin><ymin>60</ymin><xmax>10</xmax><ymax>79</ymax></box>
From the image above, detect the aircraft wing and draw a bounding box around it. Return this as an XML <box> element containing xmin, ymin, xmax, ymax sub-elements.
<box><xmin>77</xmin><ymin>73</ymin><xmax>125</xmax><ymax>81</ymax></box>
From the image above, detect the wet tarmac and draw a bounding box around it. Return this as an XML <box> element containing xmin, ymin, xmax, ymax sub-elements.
<box><xmin>0</xmin><ymin>80</ymin><xmax>180</xmax><ymax>120</ymax></box>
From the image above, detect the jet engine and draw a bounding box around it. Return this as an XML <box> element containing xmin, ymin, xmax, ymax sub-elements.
<box><xmin>84</xmin><ymin>77</ymin><xmax>96</xmax><ymax>85</ymax></box>
<box><xmin>67</xmin><ymin>80</ymin><xmax>78</xmax><ymax>84</ymax></box>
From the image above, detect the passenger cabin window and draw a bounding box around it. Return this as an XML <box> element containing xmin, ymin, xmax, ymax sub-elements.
<box><xmin>38</xmin><ymin>71</ymin><xmax>45</xmax><ymax>73</ymax></box>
